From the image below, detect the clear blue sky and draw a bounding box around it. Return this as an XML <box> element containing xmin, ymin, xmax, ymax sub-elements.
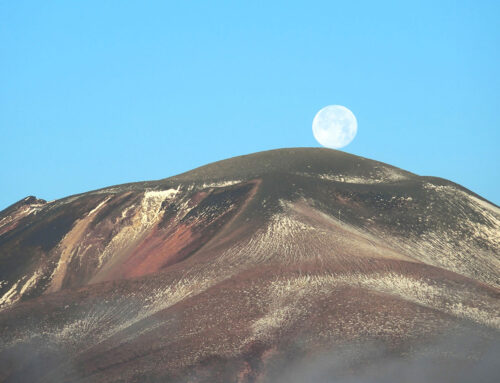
<box><xmin>1</xmin><ymin>0</ymin><xmax>499</xmax><ymax>209</ymax></box>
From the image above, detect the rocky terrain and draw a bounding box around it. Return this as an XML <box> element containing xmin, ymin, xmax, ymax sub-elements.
<box><xmin>0</xmin><ymin>148</ymin><xmax>499</xmax><ymax>382</ymax></box>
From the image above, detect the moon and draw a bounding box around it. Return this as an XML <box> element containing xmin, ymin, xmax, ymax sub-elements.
<box><xmin>312</xmin><ymin>105</ymin><xmax>357</xmax><ymax>149</ymax></box>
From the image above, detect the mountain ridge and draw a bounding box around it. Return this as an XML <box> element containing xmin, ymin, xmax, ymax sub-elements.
<box><xmin>4</xmin><ymin>148</ymin><xmax>495</xmax><ymax>213</ymax></box>
<box><xmin>0</xmin><ymin>148</ymin><xmax>498</xmax><ymax>382</ymax></box>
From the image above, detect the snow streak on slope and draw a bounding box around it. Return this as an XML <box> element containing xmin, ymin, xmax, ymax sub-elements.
<box><xmin>212</xmin><ymin>200</ymin><xmax>412</xmax><ymax>272</ymax></box>
<box><xmin>47</xmin><ymin>198</ymin><xmax>111</xmax><ymax>292</ymax></box>
<box><xmin>296</xmin><ymin>166</ymin><xmax>409</xmax><ymax>184</ymax></box>
<box><xmin>252</xmin><ymin>273</ymin><xmax>500</xmax><ymax>341</ymax></box>
<box><xmin>96</xmin><ymin>189</ymin><xmax>179</xmax><ymax>269</ymax></box>
<box><xmin>370</xmin><ymin>183</ymin><xmax>500</xmax><ymax>288</ymax></box>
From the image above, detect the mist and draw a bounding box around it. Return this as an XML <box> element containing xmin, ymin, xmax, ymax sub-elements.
<box><xmin>263</xmin><ymin>329</ymin><xmax>500</xmax><ymax>383</ymax></box>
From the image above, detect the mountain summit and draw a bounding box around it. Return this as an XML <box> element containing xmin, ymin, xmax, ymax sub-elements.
<box><xmin>1</xmin><ymin>148</ymin><xmax>499</xmax><ymax>382</ymax></box>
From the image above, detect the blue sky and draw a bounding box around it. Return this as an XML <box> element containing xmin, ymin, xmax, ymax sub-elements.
<box><xmin>1</xmin><ymin>0</ymin><xmax>499</xmax><ymax>209</ymax></box>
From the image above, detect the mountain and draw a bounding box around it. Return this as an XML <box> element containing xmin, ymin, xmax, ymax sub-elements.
<box><xmin>0</xmin><ymin>148</ymin><xmax>499</xmax><ymax>382</ymax></box>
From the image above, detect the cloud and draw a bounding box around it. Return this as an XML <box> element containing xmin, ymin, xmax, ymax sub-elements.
<box><xmin>263</xmin><ymin>329</ymin><xmax>500</xmax><ymax>383</ymax></box>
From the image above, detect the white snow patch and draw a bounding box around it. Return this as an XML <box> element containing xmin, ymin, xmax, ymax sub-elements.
<box><xmin>0</xmin><ymin>281</ymin><xmax>20</xmax><ymax>309</ymax></box>
<box><xmin>0</xmin><ymin>203</ymin><xmax>46</xmax><ymax>232</ymax></box>
<box><xmin>298</xmin><ymin>167</ymin><xmax>408</xmax><ymax>184</ymax></box>
<box><xmin>19</xmin><ymin>270</ymin><xmax>42</xmax><ymax>296</ymax></box>
<box><xmin>1</xmin><ymin>269</ymin><xmax>43</xmax><ymax>310</ymax></box>
<box><xmin>0</xmin><ymin>270</ymin><xmax>42</xmax><ymax>309</ymax></box>
<box><xmin>144</xmin><ymin>187</ymin><xmax>180</xmax><ymax>200</ymax></box>
<box><xmin>200</xmin><ymin>180</ymin><xmax>242</xmax><ymax>189</ymax></box>
<box><xmin>86</xmin><ymin>198</ymin><xmax>111</xmax><ymax>216</ymax></box>
<box><xmin>96</xmin><ymin>188</ymin><xmax>180</xmax><ymax>267</ymax></box>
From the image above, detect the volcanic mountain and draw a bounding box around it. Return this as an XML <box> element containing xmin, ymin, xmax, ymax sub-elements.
<box><xmin>0</xmin><ymin>148</ymin><xmax>499</xmax><ymax>382</ymax></box>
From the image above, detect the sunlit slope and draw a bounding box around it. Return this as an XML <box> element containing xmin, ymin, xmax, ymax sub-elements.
<box><xmin>0</xmin><ymin>148</ymin><xmax>498</xmax><ymax>382</ymax></box>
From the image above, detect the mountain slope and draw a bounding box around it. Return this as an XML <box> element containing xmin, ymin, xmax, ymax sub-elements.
<box><xmin>0</xmin><ymin>148</ymin><xmax>499</xmax><ymax>382</ymax></box>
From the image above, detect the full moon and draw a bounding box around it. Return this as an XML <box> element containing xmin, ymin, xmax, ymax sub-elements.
<box><xmin>312</xmin><ymin>105</ymin><xmax>357</xmax><ymax>149</ymax></box>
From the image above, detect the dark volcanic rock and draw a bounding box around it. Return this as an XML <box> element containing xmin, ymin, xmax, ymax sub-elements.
<box><xmin>0</xmin><ymin>148</ymin><xmax>498</xmax><ymax>382</ymax></box>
